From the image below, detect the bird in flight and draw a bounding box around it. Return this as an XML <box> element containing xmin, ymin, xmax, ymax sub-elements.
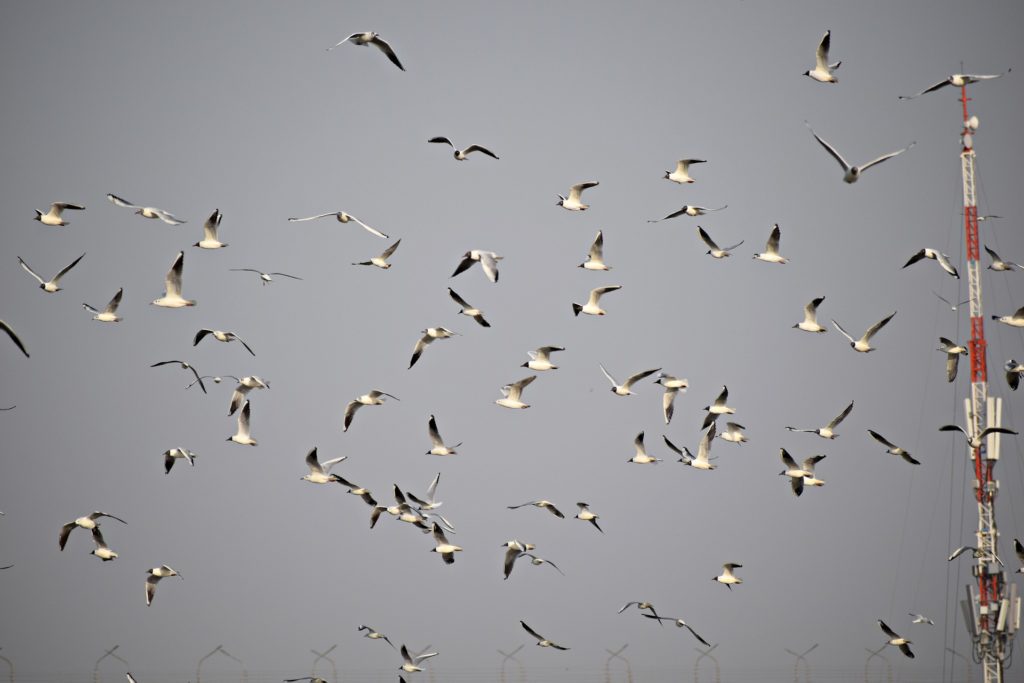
<box><xmin>82</xmin><ymin>288</ymin><xmax>124</xmax><ymax>323</ymax></box>
<box><xmin>107</xmin><ymin>193</ymin><xmax>186</xmax><ymax>224</ymax></box>
<box><xmin>802</xmin><ymin>30</ymin><xmax>841</xmax><ymax>83</ymax></box>
<box><xmin>18</xmin><ymin>253</ymin><xmax>85</xmax><ymax>293</ymax></box>
<box><xmin>327</xmin><ymin>32</ymin><xmax>405</xmax><ymax>71</ymax></box>
<box><xmin>557</xmin><ymin>181</ymin><xmax>599</xmax><ymax>211</ymax></box>
<box><xmin>34</xmin><ymin>201</ymin><xmax>85</xmax><ymax>226</ymax></box>
<box><xmin>899</xmin><ymin>69</ymin><xmax>1011</xmax><ymax>100</ymax></box>
<box><xmin>805</xmin><ymin>122</ymin><xmax>914</xmax><ymax>183</ymax></box>
<box><xmin>832</xmin><ymin>312</ymin><xmax>896</xmax><ymax>353</ymax></box>
<box><xmin>428</xmin><ymin>137</ymin><xmax>499</xmax><ymax>160</ymax></box>
<box><xmin>288</xmin><ymin>211</ymin><xmax>388</xmax><ymax>239</ymax></box>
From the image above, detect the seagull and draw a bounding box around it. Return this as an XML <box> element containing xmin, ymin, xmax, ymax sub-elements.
<box><xmin>399</xmin><ymin>644</ymin><xmax>438</xmax><ymax>673</ymax></box>
<box><xmin>231</xmin><ymin>268</ymin><xmax>302</xmax><ymax>285</ymax></box>
<box><xmin>575</xmin><ymin>502</ymin><xmax>603</xmax><ymax>533</ymax></box>
<box><xmin>938</xmin><ymin>423</ymin><xmax>1017</xmax><ymax>449</ymax></box>
<box><xmin>702</xmin><ymin>386</ymin><xmax>735</xmax><ymax>429</ymax></box>
<box><xmin>618</xmin><ymin>601</ymin><xmax>662</xmax><ymax>621</ymax></box>
<box><xmin>1014</xmin><ymin>539</ymin><xmax>1024</xmax><ymax>573</ymax></box>
<box><xmin>573</xmin><ymin>285</ymin><xmax>622</xmax><ymax>317</ymax></box>
<box><xmin>654</xmin><ymin>373</ymin><xmax>688</xmax><ymax>425</ymax></box>
<box><xmin>903</xmin><ymin>248</ymin><xmax>959</xmax><ymax>278</ymax></box>
<box><xmin>805</xmin><ymin>123</ymin><xmax>914</xmax><ymax>183</ymax></box>
<box><xmin>228</xmin><ymin>400</ymin><xmax>257</xmax><ymax>446</ymax></box>
<box><xmin>502</xmin><ymin>540</ymin><xmax>535</xmax><ymax>580</ymax></box>
<box><xmin>228</xmin><ymin>376</ymin><xmax>270</xmax><ymax>416</ymax></box>
<box><xmin>642</xmin><ymin>615</ymin><xmax>711</xmax><ymax>646</ymax></box>
<box><xmin>18</xmin><ymin>253</ymin><xmax>85</xmax><ymax>293</ymax></box>
<box><xmin>948</xmin><ymin>545</ymin><xmax>1003</xmax><ymax>566</ymax></box>
<box><xmin>938</xmin><ymin>337</ymin><xmax>968</xmax><ymax>382</ymax></box>
<box><xmin>793</xmin><ymin>296</ymin><xmax>827</xmax><ymax>332</ymax></box>
<box><xmin>357</xmin><ymin>625</ymin><xmax>396</xmax><ymax>648</ymax></box>
<box><xmin>150</xmin><ymin>360</ymin><xmax>207</xmax><ymax>393</ymax></box>
<box><xmin>579</xmin><ymin>230</ymin><xmax>610</xmax><ymax>270</ymax></box>
<box><xmin>523</xmin><ymin>346</ymin><xmax>564</xmax><ymax>371</ymax></box>
<box><xmin>908</xmin><ymin>613</ymin><xmax>935</xmax><ymax>625</ymax></box>
<box><xmin>628</xmin><ymin>432</ymin><xmax>662</xmax><ymax>464</ymax></box>
<box><xmin>899</xmin><ymin>70</ymin><xmax>1011</xmax><ymax>100</ymax></box>
<box><xmin>327</xmin><ymin>32</ymin><xmax>405</xmax><ymax>71</ymax></box>
<box><xmin>194</xmin><ymin>329</ymin><xmax>255</xmax><ymax>356</ymax></box>
<box><xmin>508</xmin><ymin>499</ymin><xmax>564</xmax><ymax>518</ymax></box>
<box><xmin>34</xmin><ymin>201</ymin><xmax>85</xmax><ymax>226</ymax></box>
<box><xmin>89</xmin><ymin>527</ymin><xmax>118</xmax><ymax>561</ymax></box>
<box><xmin>284</xmin><ymin>678</ymin><xmax>327</xmax><ymax>683</ymax></box>
<box><xmin>992</xmin><ymin>306</ymin><xmax>1024</xmax><ymax>327</ymax></box>
<box><xmin>521</xmin><ymin>553</ymin><xmax>564</xmax><ymax>575</ymax></box>
<box><xmin>60</xmin><ymin>512</ymin><xmax>127</xmax><ymax>551</ymax></box>
<box><xmin>406</xmin><ymin>473</ymin><xmax>445</xmax><ymax>511</ymax></box>
<box><xmin>752</xmin><ymin>224</ymin><xmax>787</xmax><ymax>264</ymax></box>
<box><xmin>151</xmin><ymin>251</ymin><xmax>196</xmax><ymax>308</ymax></box>
<box><xmin>409</xmin><ymin>327</ymin><xmax>456</xmax><ymax>368</ymax></box>
<box><xmin>779</xmin><ymin>450</ymin><xmax>826</xmax><ymax>497</ymax></box>
<box><xmin>193</xmin><ymin>209</ymin><xmax>227</xmax><ymax>249</ymax></box>
<box><xmin>430</xmin><ymin>522</ymin><xmax>462</xmax><ymax>564</ymax></box>
<box><xmin>649</xmin><ymin>204</ymin><xmax>727</xmax><ymax>222</ymax></box>
<box><xmin>427</xmin><ymin>137</ymin><xmax>499</xmax><ymax>160</ymax></box>
<box><xmin>521</xmin><ymin>621</ymin><xmax>569</xmax><ymax>650</ymax></box>
<box><xmin>697</xmin><ymin>226</ymin><xmax>743</xmax><ymax>259</ymax></box>
<box><xmin>933</xmin><ymin>290</ymin><xmax>969</xmax><ymax>312</ymax></box>
<box><xmin>719</xmin><ymin>422</ymin><xmax>748</xmax><ymax>444</ymax></box>
<box><xmin>664</xmin><ymin>159</ymin><xmax>707</xmax><ymax>184</ymax></box>
<box><xmin>301</xmin><ymin>447</ymin><xmax>348</xmax><ymax>484</ymax></box>
<box><xmin>449</xmin><ymin>288</ymin><xmax>490</xmax><ymax>327</ymax></box>
<box><xmin>557</xmin><ymin>181</ymin><xmax>599</xmax><ymax>211</ymax></box>
<box><xmin>713</xmin><ymin>563</ymin><xmax>743</xmax><ymax>590</ymax></box>
<box><xmin>107</xmin><ymin>194</ymin><xmax>186</xmax><ymax>224</ymax></box>
<box><xmin>832</xmin><ymin>312</ymin><xmax>896</xmax><ymax>353</ymax></box>
<box><xmin>868</xmin><ymin>430</ymin><xmax>920</xmax><ymax>465</ymax></box>
<box><xmin>426</xmin><ymin>415</ymin><xmax>461</xmax><ymax>456</ymax></box>
<box><xmin>344</xmin><ymin>390</ymin><xmax>399</xmax><ymax>432</ymax></box>
<box><xmin>803</xmin><ymin>30</ymin><xmax>841</xmax><ymax>83</ymax></box>
<box><xmin>0</xmin><ymin>320</ymin><xmax>29</xmax><ymax>358</ymax></box>
<box><xmin>451</xmin><ymin>250</ymin><xmax>501</xmax><ymax>283</ymax></box>
<box><xmin>1005</xmin><ymin>360</ymin><xmax>1024</xmax><ymax>391</ymax></box>
<box><xmin>163</xmin><ymin>448</ymin><xmax>197</xmax><ymax>473</ymax></box>
<box><xmin>786</xmin><ymin>401</ymin><xmax>854</xmax><ymax>439</ymax></box>
<box><xmin>878</xmin><ymin>621</ymin><xmax>914</xmax><ymax>658</ymax></box>
<box><xmin>600</xmin><ymin>364</ymin><xmax>660</xmax><ymax>396</ymax></box>
<box><xmin>288</xmin><ymin>211</ymin><xmax>388</xmax><ymax>239</ymax></box>
<box><xmin>984</xmin><ymin>246</ymin><xmax>1022</xmax><ymax>271</ymax></box>
<box><xmin>353</xmin><ymin>239</ymin><xmax>401</xmax><ymax>269</ymax></box>
<box><xmin>496</xmin><ymin>375</ymin><xmax>537</xmax><ymax>409</ymax></box>
<box><xmin>666</xmin><ymin>423</ymin><xmax>717</xmax><ymax>470</ymax></box>
<box><xmin>82</xmin><ymin>288</ymin><xmax>123</xmax><ymax>322</ymax></box>
<box><xmin>145</xmin><ymin>565</ymin><xmax>182</xmax><ymax>606</ymax></box>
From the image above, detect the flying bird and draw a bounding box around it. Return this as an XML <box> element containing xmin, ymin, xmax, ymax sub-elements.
<box><xmin>1005</xmin><ymin>359</ymin><xmax>1024</xmax><ymax>391</ymax></box>
<box><xmin>579</xmin><ymin>230</ymin><xmax>611</xmax><ymax>270</ymax></box>
<box><xmin>697</xmin><ymin>226</ymin><xmax>743</xmax><ymax>259</ymax></box>
<box><xmin>428</xmin><ymin>137</ymin><xmax>499</xmax><ymax>160</ymax></box>
<box><xmin>398</xmin><ymin>644</ymin><xmax>438</xmax><ymax>673</ymax></box>
<box><xmin>618</xmin><ymin>601</ymin><xmax>662</xmax><ymax>621</ymax></box>
<box><xmin>107</xmin><ymin>194</ymin><xmax>185</xmax><ymax>224</ymax></box>
<box><xmin>600</xmin><ymin>364</ymin><xmax>660</xmax><ymax>396</ymax></box>
<box><xmin>451</xmin><ymin>250</ymin><xmax>501</xmax><ymax>283</ymax></box>
<box><xmin>521</xmin><ymin>553</ymin><xmax>564</xmax><ymax>575</ymax></box>
<box><xmin>288</xmin><ymin>211</ymin><xmax>388</xmax><ymax>239</ymax></box>
<box><xmin>357</xmin><ymin>625</ymin><xmax>396</xmax><ymax>648</ymax></box>
<box><xmin>327</xmin><ymin>32</ymin><xmax>405</xmax><ymax>71</ymax></box>
<box><xmin>163</xmin><ymin>448</ymin><xmax>197</xmax><ymax>474</ymax></box>
<box><xmin>575</xmin><ymin>502</ymin><xmax>603</xmax><ymax>533</ymax></box>
<box><xmin>948</xmin><ymin>544</ymin><xmax>1003</xmax><ymax>566</ymax></box>
<box><xmin>878</xmin><ymin>620</ymin><xmax>914</xmax><ymax>658</ymax></box>
<box><xmin>521</xmin><ymin>621</ymin><xmax>569</xmax><ymax>650</ymax></box>
<box><xmin>868</xmin><ymin>430</ymin><xmax>919</xmax><ymax>465</ymax></box>
<box><xmin>649</xmin><ymin>204</ymin><xmax>726</xmax><ymax>222</ymax></box>
<box><xmin>992</xmin><ymin>306</ymin><xmax>1024</xmax><ymax>328</ymax></box>
<box><xmin>523</xmin><ymin>346</ymin><xmax>564</xmax><ymax>371</ymax></box>
<box><xmin>793</xmin><ymin>296</ymin><xmax>827</xmax><ymax>332</ymax></box>
<box><xmin>426</xmin><ymin>415</ymin><xmax>461</xmax><ymax>456</ymax></box>
<box><xmin>18</xmin><ymin>253</ymin><xmax>85</xmax><ymax>293</ymax></box>
<box><xmin>193</xmin><ymin>209</ymin><xmax>227</xmax><ymax>249</ymax></box>
<box><xmin>984</xmin><ymin>245</ymin><xmax>1022</xmax><ymax>272</ymax></box>
<box><xmin>89</xmin><ymin>527</ymin><xmax>118</xmax><ymax>561</ymax></box>
<box><xmin>938</xmin><ymin>423</ymin><xmax>1017</xmax><ymax>449</ymax></box>
<box><xmin>803</xmin><ymin>30</ymin><xmax>841</xmax><ymax>83</ymax></box>
<box><xmin>353</xmin><ymin>239</ymin><xmax>401</xmax><ymax>269</ymax></box>
<box><xmin>0</xmin><ymin>320</ymin><xmax>28</xmax><ymax>357</ymax></box>
<box><xmin>409</xmin><ymin>327</ymin><xmax>457</xmax><ymax>368</ymax></box>
<box><xmin>779</xmin><ymin>450</ymin><xmax>826</xmax><ymax>497</ymax></box>
<box><xmin>752</xmin><ymin>224</ymin><xmax>787</xmax><ymax>264</ymax></box>
<box><xmin>429</xmin><ymin>522</ymin><xmax>462</xmax><ymax>565</ymax></box>
<box><xmin>228</xmin><ymin>376</ymin><xmax>270</xmax><ymax>416</ymax></box>
<box><xmin>702</xmin><ymin>386</ymin><xmax>735</xmax><ymax>429</ymax></box>
<box><xmin>1014</xmin><ymin>539</ymin><xmax>1024</xmax><ymax>573</ymax></box>
<box><xmin>938</xmin><ymin>337</ymin><xmax>968</xmax><ymax>382</ymax></box>
<box><xmin>666</xmin><ymin>424</ymin><xmax>717</xmax><ymax>470</ymax></box>
<box><xmin>82</xmin><ymin>288</ymin><xmax>124</xmax><ymax>322</ymax></box>
<box><xmin>151</xmin><ymin>251</ymin><xmax>196</xmax><ymax>308</ymax></box>
<box><xmin>628</xmin><ymin>432</ymin><xmax>662</xmax><ymax>464</ymax></box>
<box><xmin>832</xmin><ymin>312</ymin><xmax>896</xmax><ymax>353</ymax></box>
<box><xmin>713</xmin><ymin>563</ymin><xmax>743</xmax><ymax>590</ymax></box>
<box><xmin>60</xmin><ymin>512</ymin><xmax>127</xmax><ymax>551</ymax></box>
<box><xmin>34</xmin><ymin>201</ymin><xmax>85</xmax><ymax>226</ymax></box>
<box><xmin>344</xmin><ymin>390</ymin><xmax>399</xmax><ymax>432</ymax></box>
<box><xmin>231</xmin><ymin>268</ymin><xmax>302</xmax><ymax>285</ymax></box>
<box><xmin>786</xmin><ymin>401</ymin><xmax>854</xmax><ymax>439</ymax></box>
<box><xmin>448</xmin><ymin>288</ymin><xmax>490</xmax><ymax>327</ymax></box>
<box><xmin>508</xmin><ymin>499</ymin><xmax>564</xmax><ymax>519</ymax></box>
<box><xmin>909</xmin><ymin>613</ymin><xmax>935</xmax><ymax>625</ymax></box>
<box><xmin>150</xmin><ymin>360</ymin><xmax>207</xmax><ymax>393</ymax></box>
<box><xmin>654</xmin><ymin>373</ymin><xmax>688</xmax><ymax>425</ymax></box>
<box><xmin>805</xmin><ymin>122</ymin><xmax>914</xmax><ymax>183</ymax></box>
<box><xmin>664</xmin><ymin>159</ymin><xmax>706</xmax><ymax>184</ymax></box>
<box><xmin>572</xmin><ymin>285</ymin><xmax>622</xmax><ymax>317</ymax></box>
<box><xmin>904</xmin><ymin>248</ymin><xmax>959</xmax><ymax>278</ymax></box>
<box><xmin>496</xmin><ymin>375</ymin><xmax>537</xmax><ymax>409</ymax></box>
<box><xmin>557</xmin><ymin>181</ymin><xmax>599</xmax><ymax>211</ymax></box>
<box><xmin>899</xmin><ymin>69</ymin><xmax>1011</xmax><ymax>100</ymax></box>
<box><xmin>719</xmin><ymin>422</ymin><xmax>748</xmax><ymax>444</ymax></box>
<box><xmin>933</xmin><ymin>290</ymin><xmax>969</xmax><ymax>312</ymax></box>
<box><xmin>145</xmin><ymin>565</ymin><xmax>182</xmax><ymax>606</ymax></box>
<box><xmin>502</xmin><ymin>540</ymin><xmax>535</xmax><ymax>580</ymax></box>
<box><xmin>228</xmin><ymin>400</ymin><xmax>257</xmax><ymax>446</ymax></box>
<box><xmin>301</xmin><ymin>447</ymin><xmax>348</xmax><ymax>484</ymax></box>
<box><xmin>193</xmin><ymin>329</ymin><xmax>255</xmax><ymax>356</ymax></box>
<box><xmin>406</xmin><ymin>472</ymin><xmax>445</xmax><ymax>512</ymax></box>
<box><xmin>642</xmin><ymin>614</ymin><xmax>711</xmax><ymax>646</ymax></box>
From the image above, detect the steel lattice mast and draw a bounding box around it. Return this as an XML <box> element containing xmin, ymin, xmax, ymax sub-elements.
<box><xmin>957</xmin><ymin>84</ymin><xmax>1019</xmax><ymax>683</ymax></box>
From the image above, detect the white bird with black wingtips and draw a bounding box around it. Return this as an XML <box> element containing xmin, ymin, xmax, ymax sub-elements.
<box><xmin>428</xmin><ymin>136</ymin><xmax>498</xmax><ymax>160</ymax></box>
<box><xmin>805</xmin><ymin>122</ymin><xmax>914</xmax><ymax>183</ymax></box>
<box><xmin>59</xmin><ymin>512</ymin><xmax>127</xmax><ymax>551</ymax></box>
<box><xmin>573</xmin><ymin>285</ymin><xmax>622</xmax><ymax>317</ymax></box>
<box><xmin>18</xmin><ymin>253</ymin><xmax>85</xmax><ymax>293</ymax></box>
<box><xmin>992</xmin><ymin>306</ymin><xmax>1024</xmax><ymax>328</ymax></box>
<box><xmin>786</xmin><ymin>401</ymin><xmax>854</xmax><ymax>440</ymax></box>
<box><xmin>194</xmin><ymin>329</ymin><xmax>255</xmax><ymax>356</ymax></box>
<box><xmin>228</xmin><ymin>400</ymin><xmax>257</xmax><ymax>446</ymax></box>
<box><xmin>496</xmin><ymin>375</ymin><xmax>537</xmax><ymax>409</ymax></box>
<box><xmin>938</xmin><ymin>422</ymin><xmax>1017</xmax><ymax>449</ymax></box>
<box><xmin>523</xmin><ymin>346</ymin><xmax>564</xmax><ymax>371</ymax></box>
<box><xmin>327</xmin><ymin>32</ymin><xmax>405</xmax><ymax>71</ymax></box>
<box><xmin>151</xmin><ymin>252</ymin><xmax>196</xmax><ymax>308</ymax></box>
<box><xmin>654</xmin><ymin>373</ymin><xmax>688</xmax><ymax>425</ymax></box>
<box><xmin>803</xmin><ymin>30</ymin><xmax>841</xmax><ymax>83</ymax></box>
<box><xmin>288</xmin><ymin>211</ymin><xmax>388</xmax><ymax>239</ymax></box>
<box><xmin>145</xmin><ymin>565</ymin><xmax>182</xmax><ymax>606</ymax></box>
<box><xmin>938</xmin><ymin>338</ymin><xmax>968</xmax><ymax>382</ymax></box>
<box><xmin>628</xmin><ymin>432</ymin><xmax>662</xmax><ymax>464</ymax></box>
<box><xmin>451</xmin><ymin>250</ymin><xmax>501</xmax><ymax>283</ymax></box>
<box><xmin>344</xmin><ymin>390</ymin><xmax>399</xmax><ymax>432</ymax></box>
<box><xmin>600</xmin><ymin>364</ymin><xmax>660</xmax><ymax>396</ymax></box>
<box><xmin>353</xmin><ymin>239</ymin><xmax>401</xmax><ymax>269</ymax></box>
<box><xmin>557</xmin><ymin>181</ymin><xmax>599</xmax><ymax>211</ymax></box>
<box><xmin>107</xmin><ymin>193</ymin><xmax>186</xmax><ymax>224</ymax></box>
<box><xmin>579</xmin><ymin>230</ymin><xmax>610</xmax><ymax>270</ymax></box>
<box><xmin>832</xmin><ymin>312</ymin><xmax>896</xmax><ymax>353</ymax></box>
<box><xmin>163</xmin><ymin>448</ymin><xmax>197</xmax><ymax>474</ymax></box>
<box><xmin>698</xmin><ymin>226</ymin><xmax>743</xmax><ymax>259</ymax></box>
<box><xmin>521</xmin><ymin>621</ymin><xmax>569</xmax><ymax>650</ymax></box>
<box><xmin>899</xmin><ymin>70</ymin><xmax>1011</xmax><ymax>100</ymax></box>
<box><xmin>449</xmin><ymin>288</ymin><xmax>490</xmax><ymax>327</ymax></box>
<box><xmin>83</xmin><ymin>288</ymin><xmax>123</xmax><ymax>322</ymax></box>
<box><xmin>793</xmin><ymin>296</ymin><xmax>827</xmax><ymax>332</ymax></box>
<box><xmin>868</xmin><ymin>430</ymin><xmax>919</xmax><ymax>465</ymax></box>
<box><xmin>409</xmin><ymin>328</ymin><xmax>457</xmax><ymax>368</ymax></box>
<box><xmin>426</xmin><ymin>416</ymin><xmax>461</xmax><ymax>456</ymax></box>
<box><xmin>301</xmin><ymin>447</ymin><xmax>348</xmax><ymax>484</ymax></box>
<box><xmin>985</xmin><ymin>245</ymin><xmax>1022</xmax><ymax>272</ymax></box>
<box><xmin>878</xmin><ymin>620</ymin><xmax>914</xmax><ymax>658</ymax></box>
<box><xmin>193</xmin><ymin>209</ymin><xmax>227</xmax><ymax>249</ymax></box>
<box><xmin>664</xmin><ymin>159</ymin><xmax>706</xmax><ymax>184</ymax></box>
<box><xmin>752</xmin><ymin>224</ymin><xmax>787</xmax><ymax>264</ymax></box>
<box><xmin>35</xmin><ymin>201</ymin><xmax>85</xmax><ymax>226</ymax></box>
<box><xmin>649</xmin><ymin>204</ymin><xmax>726</xmax><ymax>222</ymax></box>
<box><xmin>904</xmin><ymin>248</ymin><xmax>959</xmax><ymax>278</ymax></box>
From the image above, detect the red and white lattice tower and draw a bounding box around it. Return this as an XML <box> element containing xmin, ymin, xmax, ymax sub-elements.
<box><xmin>957</xmin><ymin>84</ymin><xmax>1020</xmax><ymax>683</ymax></box>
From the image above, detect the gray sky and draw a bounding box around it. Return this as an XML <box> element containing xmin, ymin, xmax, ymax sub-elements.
<box><xmin>2</xmin><ymin>1</ymin><xmax>1024</xmax><ymax>681</ymax></box>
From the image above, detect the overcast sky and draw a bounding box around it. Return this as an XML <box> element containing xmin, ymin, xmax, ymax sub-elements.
<box><xmin>2</xmin><ymin>1</ymin><xmax>1024</xmax><ymax>682</ymax></box>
